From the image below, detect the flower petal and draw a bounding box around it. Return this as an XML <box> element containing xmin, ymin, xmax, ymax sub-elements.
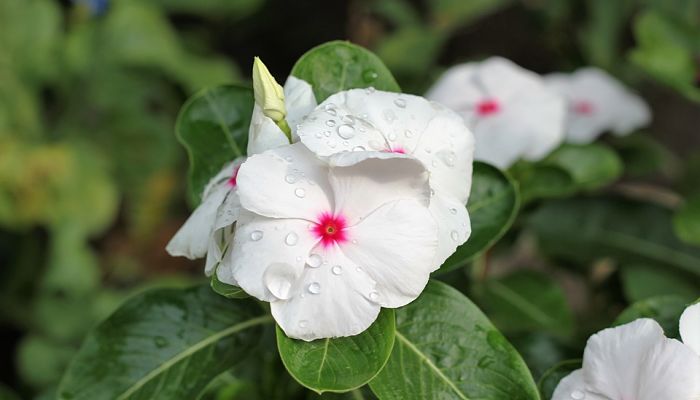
<box><xmin>271</xmin><ymin>246</ymin><xmax>380</xmax><ymax>341</ymax></box>
<box><xmin>551</xmin><ymin>370</ymin><xmax>603</xmax><ymax>400</ymax></box>
<box><xmin>633</xmin><ymin>337</ymin><xmax>700</xmax><ymax>400</ymax></box>
<box><xmin>342</xmin><ymin>199</ymin><xmax>438</xmax><ymax>308</ymax></box>
<box><xmin>204</xmin><ymin>225</ymin><xmax>234</xmax><ymax>276</ymax></box>
<box><xmin>425</xmin><ymin>64</ymin><xmax>483</xmax><ymax>112</ymax></box>
<box><xmin>247</xmin><ymin>103</ymin><xmax>289</xmax><ymax>156</ymax></box>
<box><xmin>429</xmin><ymin>193</ymin><xmax>471</xmax><ymax>266</ymax></box>
<box><xmin>220</xmin><ymin>211</ymin><xmax>316</xmax><ymax>301</ymax></box>
<box><xmin>283</xmin><ymin>76</ymin><xmax>317</xmax><ymax>133</ymax></box>
<box><xmin>328</xmin><ymin>151</ymin><xmax>431</xmax><ymax>225</ymax></box>
<box><xmin>680</xmin><ymin>302</ymin><xmax>700</xmax><ymax>357</ymax></box>
<box><xmin>236</xmin><ymin>143</ymin><xmax>333</xmax><ymax>221</ymax></box>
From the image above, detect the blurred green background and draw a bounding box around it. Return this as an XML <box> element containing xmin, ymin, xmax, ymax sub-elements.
<box><xmin>1</xmin><ymin>0</ymin><xmax>699</xmax><ymax>398</ymax></box>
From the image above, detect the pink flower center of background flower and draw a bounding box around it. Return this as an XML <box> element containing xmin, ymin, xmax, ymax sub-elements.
<box><xmin>573</xmin><ymin>100</ymin><xmax>594</xmax><ymax>115</ymax></box>
<box><xmin>476</xmin><ymin>99</ymin><xmax>500</xmax><ymax>116</ymax></box>
<box><xmin>312</xmin><ymin>212</ymin><xmax>348</xmax><ymax>248</ymax></box>
<box><xmin>227</xmin><ymin>165</ymin><xmax>241</xmax><ymax>187</ymax></box>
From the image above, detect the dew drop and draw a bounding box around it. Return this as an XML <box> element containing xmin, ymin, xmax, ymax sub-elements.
<box><xmin>296</xmin><ymin>256</ymin><xmax>303</xmax><ymax>262</ymax></box>
<box><xmin>437</xmin><ymin>149</ymin><xmax>456</xmax><ymax>167</ymax></box>
<box><xmin>323</xmin><ymin>130</ymin><xmax>331</xmax><ymax>137</ymax></box>
<box><xmin>365</xmin><ymin>86</ymin><xmax>376</xmax><ymax>94</ymax></box>
<box><xmin>315</xmin><ymin>131</ymin><xmax>323</xmax><ymax>138</ymax></box>
<box><xmin>294</xmin><ymin>188</ymin><xmax>306</xmax><ymax>198</ymax></box>
<box><xmin>449</xmin><ymin>208</ymin><xmax>457</xmax><ymax>215</ymax></box>
<box><xmin>424</xmin><ymin>146</ymin><xmax>432</xmax><ymax>153</ymax></box>
<box><xmin>352</xmin><ymin>145</ymin><xmax>366</xmax><ymax>152</ymax></box>
<box><xmin>325</xmin><ymin>119</ymin><xmax>336</xmax><ymax>127</ymax></box>
<box><xmin>284</xmin><ymin>156</ymin><xmax>293</xmax><ymax>162</ymax></box>
<box><xmin>327</xmin><ymin>139</ymin><xmax>337</xmax><ymax>148</ymax></box>
<box><xmin>343</xmin><ymin>140</ymin><xmax>349</xmax><ymax>146</ymax></box>
<box><xmin>362</xmin><ymin>69</ymin><xmax>378</xmax><ymax>83</ymax></box>
<box><xmin>387</xmin><ymin>132</ymin><xmax>397</xmax><ymax>141</ymax></box>
<box><xmin>284</xmin><ymin>174</ymin><xmax>298</xmax><ymax>184</ymax></box>
<box><xmin>325</xmin><ymin>107</ymin><xmax>337</xmax><ymax>116</ymax></box>
<box><xmin>450</xmin><ymin>230</ymin><xmax>459</xmax><ymax>241</ymax></box>
<box><xmin>154</xmin><ymin>336</ymin><xmax>168</xmax><ymax>348</ymax></box>
<box><xmin>352</xmin><ymin>239</ymin><xmax>358</xmax><ymax>244</ymax></box>
<box><xmin>308</xmin><ymin>282</ymin><xmax>321</xmax><ymax>294</ymax></box>
<box><xmin>369</xmin><ymin>291</ymin><xmax>379</xmax><ymax>301</ymax></box>
<box><xmin>307</xmin><ymin>254</ymin><xmax>322</xmax><ymax>268</ymax></box>
<box><xmin>250</xmin><ymin>230</ymin><xmax>263</xmax><ymax>241</ymax></box>
<box><xmin>337</xmin><ymin>124</ymin><xmax>356</xmax><ymax>139</ymax></box>
<box><xmin>285</xmin><ymin>232</ymin><xmax>298</xmax><ymax>246</ymax></box>
<box><xmin>404</xmin><ymin>129</ymin><xmax>414</xmax><ymax>138</ymax></box>
<box><xmin>383</xmin><ymin>109</ymin><xmax>396</xmax><ymax>123</ymax></box>
<box><xmin>571</xmin><ymin>391</ymin><xmax>586</xmax><ymax>400</ymax></box>
<box><xmin>394</xmin><ymin>98</ymin><xmax>407</xmax><ymax>108</ymax></box>
<box><xmin>331</xmin><ymin>265</ymin><xmax>343</xmax><ymax>275</ymax></box>
<box><xmin>299</xmin><ymin>320</ymin><xmax>308</xmax><ymax>328</ymax></box>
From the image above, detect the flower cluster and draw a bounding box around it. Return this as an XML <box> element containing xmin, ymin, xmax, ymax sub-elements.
<box><xmin>553</xmin><ymin>303</ymin><xmax>700</xmax><ymax>400</ymax></box>
<box><xmin>168</xmin><ymin>59</ymin><xmax>475</xmax><ymax>341</ymax></box>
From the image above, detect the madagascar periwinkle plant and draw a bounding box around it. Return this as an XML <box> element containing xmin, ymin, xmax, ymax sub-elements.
<box><xmin>55</xmin><ymin>41</ymin><xmax>700</xmax><ymax>400</ymax></box>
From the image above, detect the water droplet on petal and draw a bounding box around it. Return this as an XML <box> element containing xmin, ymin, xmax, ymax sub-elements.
<box><xmin>394</xmin><ymin>98</ymin><xmax>406</xmax><ymax>108</ymax></box>
<box><xmin>437</xmin><ymin>149</ymin><xmax>456</xmax><ymax>167</ymax></box>
<box><xmin>327</xmin><ymin>139</ymin><xmax>337</xmax><ymax>148</ymax></box>
<box><xmin>571</xmin><ymin>391</ymin><xmax>585</xmax><ymax>400</ymax></box>
<box><xmin>323</xmin><ymin>130</ymin><xmax>331</xmax><ymax>137</ymax></box>
<box><xmin>424</xmin><ymin>147</ymin><xmax>432</xmax><ymax>153</ymax></box>
<box><xmin>352</xmin><ymin>145</ymin><xmax>366</xmax><ymax>152</ymax></box>
<box><xmin>388</xmin><ymin>132</ymin><xmax>397</xmax><ymax>141</ymax></box>
<box><xmin>264</xmin><ymin>263</ymin><xmax>297</xmax><ymax>300</ymax></box>
<box><xmin>315</xmin><ymin>131</ymin><xmax>323</xmax><ymax>138</ymax></box>
<box><xmin>307</xmin><ymin>254</ymin><xmax>322</xmax><ymax>268</ymax></box>
<box><xmin>285</xmin><ymin>174</ymin><xmax>298</xmax><ymax>184</ymax></box>
<box><xmin>404</xmin><ymin>129</ymin><xmax>414</xmax><ymax>138</ymax></box>
<box><xmin>365</xmin><ymin>86</ymin><xmax>376</xmax><ymax>94</ymax></box>
<box><xmin>450</xmin><ymin>230</ymin><xmax>459</xmax><ymax>241</ymax></box>
<box><xmin>369</xmin><ymin>291</ymin><xmax>379</xmax><ymax>301</ymax></box>
<box><xmin>284</xmin><ymin>156</ymin><xmax>293</xmax><ymax>162</ymax></box>
<box><xmin>308</xmin><ymin>282</ymin><xmax>321</xmax><ymax>294</ymax></box>
<box><xmin>299</xmin><ymin>320</ymin><xmax>308</xmax><ymax>328</ymax></box>
<box><xmin>352</xmin><ymin>239</ymin><xmax>358</xmax><ymax>244</ymax></box>
<box><xmin>285</xmin><ymin>232</ymin><xmax>298</xmax><ymax>246</ymax></box>
<box><xmin>331</xmin><ymin>265</ymin><xmax>343</xmax><ymax>275</ymax></box>
<box><xmin>326</xmin><ymin>119</ymin><xmax>336</xmax><ymax>127</ymax></box>
<box><xmin>294</xmin><ymin>188</ymin><xmax>306</xmax><ymax>198</ymax></box>
<box><xmin>449</xmin><ymin>208</ymin><xmax>457</xmax><ymax>215</ymax></box>
<box><xmin>383</xmin><ymin>109</ymin><xmax>396</xmax><ymax>123</ymax></box>
<box><xmin>250</xmin><ymin>230</ymin><xmax>263</xmax><ymax>241</ymax></box>
<box><xmin>337</xmin><ymin>124</ymin><xmax>355</xmax><ymax>139</ymax></box>
<box><xmin>325</xmin><ymin>107</ymin><xmax>337</xmax><ymax>116</ymax></box>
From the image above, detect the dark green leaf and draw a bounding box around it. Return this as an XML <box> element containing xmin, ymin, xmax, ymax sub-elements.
<box><xmin>614</xmin><ymin>295</ymin><xmax>689</xmax><ymax>338</ymax></box>
<box><xmin>610</xmin><ymin>133</ymin><xmax>676</xmax><ymax>178</ymax></box>
<box><xmin>621</xmin><ymin>263</ymin><xmax>699</xmax><ymax>302</ymax></box>
<box><xmin>440</xmin><ymin>162</ymin><xmax>520</xmax><ymax>272</ymax></box>
<box><xmin>176</xmin><ymin>85</ymin><xmax>253</xmax><ymax>204</ymax></box>
<box><xmin>277</xmin><ymin>309</ymin><xmax>395</xmax><ymax>394</ymax></box>
<box><xmin>510</xmin><ymin>163</ymin><xmax>574</xmax><ymax>203</ymax></box>
<box><xmin>58</xmin><ymin>285</ymin><xmax>272</xmax><ymax>400</ymax></box>
<box><xmin>211</xmin><ymin>274</ymin><xmax>249</xmax><ymax>299</ymax></box>
<box><xmin>369</xmin><ymin>280</ymin><xmax>539</xmax><ymax>400</ymax></box>
<box><xmin>674</xmin><ymin>196</ymin><xmax>700</xmax><ymax>246</ymax></box>
<box><xmin>537</xmin><ymin>359</ymin><xmax>581</xmax><ymax>400</ymax></box>
<box><xmin>430</xmin><ymin>0</ymin><xmax>512</xmax><ymax>32</ymax></box>
<box><xmin>291</xmin><ymin>41</ymin><xmax>400</xmax><ymax>102</ymax></box>
<box><xmin>529</xmin><ymin>196</ymin><xmax>700</xmax><ymax>276</ymax></box>
<box><xmin>476</xmin><ymin>270</ymin><xmax>574</xmax><ymax>338</ymax></box>
<box><xmin>545</xmin><ymin>143</ymin><xmax>623</xmax><ymax>191</ymax></box>
<box><xmin>511</xmin><ymin>333</ymin><xmax>573</xmax><ymax>381</ymax></box>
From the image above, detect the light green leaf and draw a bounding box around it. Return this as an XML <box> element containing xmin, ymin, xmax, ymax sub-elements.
<box><xmin>545</xmin><ymin>143</ymin><xmax>623</xmax><ymax>191</ymax></box>
<box><xmin>476</xmin><ymin>270</ymin><xmax>574</xmax><ymax>338</ymax></box>
<box><xmin>57</xmin><ymin>285</ymin><xmax>273</xmax><ymax>400</ymax></box>
<box><xmin>614</xmin><ymin>295</ymin><xmax>690</xmax><ymax>338</ymax></box>
<box><xmin>537</xmin><ymin>359</ymin><xmax>581</xmax><ymax>400</ymax></box>
<box><xmin>621</xmin><ymin>263</ymin><xmax>699</xmax><ymax>302</ymax></box>
<box><xmin>211</xmin><ymin>274</ymin><xmax>249</xmax><ymax>299</ymax></box>
<box><xmin>529</xmin><ymin>197</ymin><xmax>700</xmax><ymax>276</ymax></box>
<box><xmin>674</xmin><ymin>196</ymin><xmax>700</xmax><ymax>246</ymax></box>
<box><xmin>291</xmin><ymin>41</ymin><xmax>400</xmax><ymax>102</ymax></box>
<box><xmin>369</xmin><ymin>280</ymin><xmax>539</xmax><ymax>400</ymax></box>
<box><xmin>440</xmin><ymin>162</ymin><xmax>520</xmax><ymax>272</ymax></box>
<box><xmin>176</xmin><ymin>85</ymin><xmax>253</xmax><ymax>204</ymax></box>
<box><xmin>277</xmin><ymin>309</ymin><xmax>395</xmax><ymax>393</ymax></box>
<box><xmin>430</xmin><ymin>0</ymin><xmax>513</xmax><ymax>32</ymax></box>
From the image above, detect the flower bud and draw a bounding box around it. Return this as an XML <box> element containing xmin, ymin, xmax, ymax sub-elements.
<box><xmin>252</xmin><ymin>57</ymin><xmax>286</xmax><ymax>123</ymax></box>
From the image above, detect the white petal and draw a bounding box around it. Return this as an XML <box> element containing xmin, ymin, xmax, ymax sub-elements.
<box><xmin>611</xmin><ymin>92</ymin><xmax>651</xmax><ymax>135</ymax></box>
<box><xmin>328</xmin><ymin>151</ymin><xmax>431</xmax><ymax>225</ymax></box>
<box><xmin>166</xmin><ymin>183</ymin><xmax>230</xmax><ymax>259</ymax></box>
<box><xmin>680</xmin><ymin>302</ymin><xmax>700</xmax><ymax>356</ymax></box>
<box><xmin>633</xmin><ymin>337</ymin><xmax>700</xmax><ymax>400</ymax></box>
<box><xmin>477</xmin><ymin>57</ymin><xmax>548</xmax><ymax>102</ymax></box>
<box><xmin>283</xmin><ymin>76</ymin><xmax>317</xmax><ymax>133</ymax></box>
<box><xmin>236</xmin><ymin>143</ymin><xmax>333</xmax><ymax>221</ymax></box>
<box><xmin>271</xmin><ymin>246</ymin><xmax>380</xmax><ymax>341</ymax></box>
<box><xmin>222</xmin><ymin>211</ymin><xmax>316</xmax><ymax>301</ymax></box>
<box><xmin>429</xmin><ymin>193</ymin><xmax>471</xmax><ymax>266</ymax></box>
<box><xmin>214</xmin><ymin>189</ymin><xmax>241</xmax><ymax>230</ymax></box>
<box><xmin>247</xmin><ymin>103</ymin><xmax>289</xmax><ymax>156</ymax></box>
<box><xmin>204</xmin><ymin>225</ymin><xmax>234</xmax><ymax>276</ymax></box>
<box><xmin>342</xmin><ymin>199</ymin><xmax>438</xmax><ymax>308</ymax></box>
<box><xmin>425</xmin><ymin>63</ymin><xmax>483</xmax><ymax>112</ymax></box>
<box><xmin>551</xmin><ymin>370</ymin><xmax>603</xmax><ymax>400</ymax></box>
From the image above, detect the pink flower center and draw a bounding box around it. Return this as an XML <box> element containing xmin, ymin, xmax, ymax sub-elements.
<box><xmin>384</xmin><ymin>146</ymin><xmax>406</xmax><ymax>154</ymax></box>
<box><xmin>476</xmin><ymin>99</ymin><xmax>500</xmax><ymax>116</ymax></box>
<box><xmin>227</xmin><ymin>165</ymin><xmax>241</xmax><ymax>187</ymax></box>
<box><xmin>573</xmin><ymin>100</ymin><xmax>594</xmax><ymax>115</ymax></box>
<box><xmin>312</xmin><ymin>212</ymin><xmax>348</xmax><ymax>248</ymax></box>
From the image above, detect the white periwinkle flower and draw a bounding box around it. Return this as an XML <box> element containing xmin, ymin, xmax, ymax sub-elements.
<box><xmin>426</xmin><ymin>57</ymin><xmax>565</xmax><ymax>168</ymax></box>
<box><xmin>553</xmin><ymin>303</ymin><xmax>700</xmax><ymax>400</ymax></box>
<box><xmin>218</xmin><ymin>143</ymin><xmax>439</xmax><ymax>341</ymax></box>
<box><xmin>296</xmin><ymin>88</ymin><xmax>474</xmax><ymax>266</ymax></box>
<box><xmin>166</xmin><ymin>159</ymin><xmax>243</xmax><ymax>275</ymax></box>
<box><xmin>545</xmin><ymin>67</ymin><xmax>651</xmax><ymax>144</ymax></box>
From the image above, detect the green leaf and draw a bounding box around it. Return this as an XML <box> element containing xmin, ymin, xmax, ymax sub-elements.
<box><xmin>614</xmin><ymin>295</ymin><xmax>689</xmax><ymax>338</ymax></box>
<box><xmin>277</xmin><ymin>309</ymin><xmax>395</xmax><ymax>394</ymax></box>
<box><xmin>211</xmin><ymin>274</ymin><xmax>249</xmax><ymax>299</ymax></box>
<box><xmin>537</xmin><ymin>359</ymin><xmax>581</xmax><ymax>400</ymax></box>
<box><xmin>476</xmin><ymin>270</ymin><xmax>574</xmax><ymax>338</ymax></box>
<box><xmin>529</xmin><ymin>196</ymin><xmax>700</xmax><ymax>276</ymax></box>
<box><xmin>610</xmin><ymin>133</ymin><xmax>676</xmax><ymax>178</ymax></box>
<box><xmin>176</xmin><ymin>85</ymin><xmax>253</xmax><ymax>204</ymax></box>
<box><xmin>369</xmin><ymin>280</ymin><xmax>539</xmax><ymax>400</ymax></box>
<box><xmin>621</xmin><ymin>263</ymin><xmax>699</xmax><ymax>302</ymax></box>
<box><xmin>17</xmin><ymin>335</ymin><xmax>75</xmax><ymax>389</ymax></box>
<box><xmin>430</xmin><ymin>0</ymin><xmax>513</xmax><ymax>32</ymax></box>
<box><xmin>291</xmin><ymin>41</ymin><xmax>400</xmax><ymax>102</ymax></box>
<box><xmin>440</xmin><ymin>162</ymin><xmax>520</xmax><ymax>272</ymax></box>
<box><xmin>674</xmin><ymin>196</ymin><xmax>700</xmax><ymax>246</ymax></box>
<box><xmin>510</xmin><ymin>163</ymin><xmax>574</xmax><ymax>203</ymax></box>
<box><xmin>57</xmin><ymin>285</ymin><xmax>273</xmax><ymax>400</ymax></box>
<box><xmin>545</xmin><ymin>143</ymin><xmax>623</xmax><ymax>191</ymax></box>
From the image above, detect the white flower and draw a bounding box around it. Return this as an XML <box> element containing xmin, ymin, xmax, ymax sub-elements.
<box><xmin>166</xmin><ymin>159</ymin><xmax>243</xmax><ymax>275</ymax></box>
<box><xmin>218</xmin><ymin>143</ymin><xmax>439</xmax><ymax>341</ymax></box>
<box><xmin>545</xmin><ymin>67</ymin><xmax>651</xmax><ymax>144</ymax></box>
<box><xmin>295</xmin><ymin>88</ymin><xmax>474</xmax><ymax>266</ymax></box>
<box><xmin>247</xmin><ymin>76</ymin><xmax>317</xmax><ymax>155</ymax></box>
<box><xmin>553</xmin><ymin>303</ymin><xmax>700</xmax><ymax>400</ymax></box>
<box><xmin>426</xmin><ymin>57</ymin><xmax>565</xmax><ymax>168</ymax></box>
